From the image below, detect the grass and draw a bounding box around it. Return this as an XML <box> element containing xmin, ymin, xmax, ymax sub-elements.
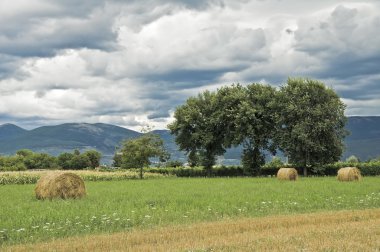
<box><xmin>7</xmin><ymin>209</ymin><xmax>380</xmax><ymax>251</ymax></box>
<box><xmin>0</xmin><ymin>177</ymin><xmax>380</xmax><ymax>247</ymax></box>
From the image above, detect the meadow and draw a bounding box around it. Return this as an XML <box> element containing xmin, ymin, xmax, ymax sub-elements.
<box><xmin>1</xmin><ymin>177</ymin><xmax>380</xmax><ymax>248</ymax></box>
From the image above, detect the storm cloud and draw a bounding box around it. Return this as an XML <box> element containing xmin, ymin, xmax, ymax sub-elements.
<box><xmin>0</xmin><ymin>0</ymin><xmax>379</xmax><ymax>129</ymax></box>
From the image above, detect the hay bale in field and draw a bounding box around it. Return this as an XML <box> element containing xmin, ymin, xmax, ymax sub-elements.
<box><xmin>337</xmin><ymin>167</ymin><xmax>361</xmax><ymax>182</ymax></box>
<box><xmin>35</xmin><ymin>172</ymin><xmax>86</xmax><ymax>200</ymax></box>
<box><xmin>277</xmin><ymin>168</ymin><xmax>298</xmax><ymax>181</ymax></box>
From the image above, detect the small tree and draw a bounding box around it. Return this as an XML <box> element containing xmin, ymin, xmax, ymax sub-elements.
<box><xmin>71</xmin><ymin>154</ymin><xmax>91</xmax><ymax>169</ymax></box>
<box><xmin>24</xmin><ymin>152</ymin><xmax>57</xmax><ymax>169</ymax></box>
<box><xmin>346</xmin><ymin>155</ymin><xmax>359</xmax><ymax>163</ymax></box>
<box><xmin>58</xmin><ymin>153</ymin><xmax>75</xmax><ymax>169</ymax></box>
<box><xmin>16</xmin><ymin>149</ymin><xmax>34</xmax><ymax>157</ymax></box>
<box><xmin>265</xmin><ymin>156</ymin><xmax>284</xmax><ymax>169</ymax></box>
<box><xmin>83</xmin><ymin>150</ymin><xmax>102</xmax><ymax>168</ymax></box>
<box><xmin>113</xmin><ymin>151</ymin><xmax>122</xmax><ymax>167</ymax></box>
<box><xmin>166</xmin><ymin>160</ymin><xmax>183</xmax><ymax>168</ymax></box>
<box><xmin>119</xmin><ymin>132</ymin><xmax>169</xmax><ymax>179</ymax></box>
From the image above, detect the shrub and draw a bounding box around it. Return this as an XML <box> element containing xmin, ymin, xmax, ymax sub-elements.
<box><xmin>23</xmin><ymin>153</ymin><xmax>57</xmax><ymax>169</ymax></box>
<box><xmin>0</xmin><ymin>155</ymin><xmax>27</xmax><ymax>171</ymax></box>
<box><xmin>166</xmin><ymin>160</ymin><xmax>183</xmax><ymax>168</ymax></box>
<box><xmin>346</xmin><ymin>155</ymin><xmax>360</xmax><ymax>163</ymax></box>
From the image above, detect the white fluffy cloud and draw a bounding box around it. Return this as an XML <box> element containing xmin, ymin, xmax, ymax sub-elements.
<box><xmin>0</xmin><ymin>0</ymin><xmax>379</xmax><ymax>129</ymax></box>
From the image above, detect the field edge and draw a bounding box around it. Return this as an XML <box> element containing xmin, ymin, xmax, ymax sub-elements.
<box><xmin>5</xmin><ymin>208</ymin><xmax>380</xmax><ymax>252</ymax></box>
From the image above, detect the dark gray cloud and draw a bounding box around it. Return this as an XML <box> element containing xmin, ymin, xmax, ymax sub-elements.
<box><xmin>0</xmin><ymin>9</ymin><xmax>117</xmax><ymax>57</ymax></box>
<box><xmin>0</xmin><ymin>0</ymin><xmax>379</xmax><ymax>129</ymax></box>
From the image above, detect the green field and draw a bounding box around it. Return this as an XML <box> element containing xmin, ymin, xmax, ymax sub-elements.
<box><xmin>1</xmin><ymin>177</ymin><xmax>380</xmax><ymax>247</ymax></box>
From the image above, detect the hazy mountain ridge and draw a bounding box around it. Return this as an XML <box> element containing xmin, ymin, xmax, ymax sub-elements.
<box><xmin>0</xmin><ymin>116</ymin><xmax>379</xmax><ymax>164</ymax></box>
<box><xmin>0</xmin><ymin>123</ymin><xmax>140</xmax><ymax>156</ymax></box>
<box><xmin>0</xmin><ymin>124</ymin><xmax>27</xmax><ymax>140</ymax></box>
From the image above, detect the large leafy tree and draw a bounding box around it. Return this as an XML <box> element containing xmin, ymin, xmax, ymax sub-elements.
<box><xmin>277</xmin><ymin>78</ymin><xmax>347</xmax><ymax>176</ymax></box>
<box><xmin>216</xmin><ymin>84</ymin><xmax>278</xmax><ymax>175</ymax></box>
<box><xmin>168</xmin><ymin>91</ymin><xmax>226</xmax><ymax>175</ymax></box>
<box><xmin>119</xmin><ymin>133</ymin><xmax>169</xmax><ymax>179</ymax></box>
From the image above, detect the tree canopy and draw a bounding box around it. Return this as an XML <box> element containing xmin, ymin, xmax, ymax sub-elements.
<box><xmin>169</xmin><ymin>78</ymin><xmax>347</xmax><ymax>176</ymax></box>
<box><xmin>168</xmin><ymin>91</ymin><xmax>226</xmax><ymax>175</ymax></box>
<box><xmin>277</xmin><ymin>78</ymin><xmax>347</xmax><ymax>175</ymax></box>
<box><xmin>117</xmin><ymin>132</ymin><xmax>170</xmax><ymax>178</ymax></box>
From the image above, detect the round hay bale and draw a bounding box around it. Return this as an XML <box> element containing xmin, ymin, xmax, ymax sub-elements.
<box><xmin>337</xmin><ymin>167</ymin><xmax>361</xmax><ymax>182</ymax></box>
<box><xmin>277</xmin><ymin>168</ymin><xmax>298</xmax><ymax>181</ymax></box>
<box><xmin>35</xmin><ymin>172</ymin><xmax>86</xmax><ymax>200</ymax></box>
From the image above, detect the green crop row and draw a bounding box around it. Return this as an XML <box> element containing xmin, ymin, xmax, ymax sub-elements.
<box><xmin>0</xmin><ymin>171</ymin><xmax>167</xmax><ymax>185</ymax></box>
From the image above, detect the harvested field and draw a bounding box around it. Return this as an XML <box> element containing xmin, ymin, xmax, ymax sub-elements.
<box><xmin>7</xmin><ymin>209</ymin><xmax>380</xmax><ymax>251</ymax></box>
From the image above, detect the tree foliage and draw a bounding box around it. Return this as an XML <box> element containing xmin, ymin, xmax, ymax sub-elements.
<box><xmin>23</xmin><ymin>153</ymin><xmax>57</xmax><ymax>169</ymax></box>
<box><xmin>83</xmin><ymin>150</ymin><xmax>102</xmax><ymax>168</ymax></box>
<box><xmin>118</xmin><ymin>133</ymin><xmax>169</xmax><ymax>179</ymax></box>
<box><xmin>168</xmin><ymin>91</ymin><xmax>226</xmax><ymax>175</ymax></box>
<box><xmin>169</xmin><ymin>78</ymin><xmax>347</xmax><ymax>176</ymax></box>
<box><xmin>276</xmin><ymin>78</ymin><xmax>347</xmax><ymax>175</ymax></box>
<box><xmin>217</xmin><ymin>84</ymin><xmax>278</xmax><ymax>175</ymax></box>
<box><xmin>57</xmin><ymin>149</ymin><xmax>101</xmax><ymax>170</ymax></box>
<box><xmin>346</xmin><ymin>155</ymin><xmax>359</xmax><ymax>163</ymax></box>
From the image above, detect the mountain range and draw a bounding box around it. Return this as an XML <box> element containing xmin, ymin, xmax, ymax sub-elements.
<box><xmin>0</xmin><ymin>116</ymin><xmax>379</xmax><ymax>164</ymax></box>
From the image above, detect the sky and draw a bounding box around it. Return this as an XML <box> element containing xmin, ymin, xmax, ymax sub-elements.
<box><xmin>0</xmin><ymin>0</ymin><xmax>379</xmax><ymax>130</ymax></box>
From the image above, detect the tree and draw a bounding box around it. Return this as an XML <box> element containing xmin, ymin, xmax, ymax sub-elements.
<box><xmin>277</xmin><ymin>78</ymin><xmax>347</xmax><ymax>176</ymax></box>
<box><xmin>168</xmin><ymin>91</ymin><xmax>226</xmax><ymax>176</ymax></box>
<box><xmin>83</xmin><ymin>150</ymin><xmax>102</xmax><ymax>168</ymax></box>
<box><xmin>16</xmin><ymin>149</ymin><xmax>34</xmax><ymax>157</ymax></box>
<box><xmin>119</xmin><ymin>133</ymin><xmax>169</xmax><ymax>179</ymax></box>
<box><xmin>346</xmin><ymin>155</ymin><xmax>359</xmax><ymax>163</ymax></box>
<box><xmin>58</xmin><ymin>151</ymin><xmax>94</xmax><ymax>170</ymax></box>
<box><xmin>58</xmin><ymin>152</ymin><xmax>75</xmax><ymax>169</ymax></box>
<box><xmin>24</xmin><ymin>152</ymin><xmax>57</xmax><ymax>169</ymax></box>
<box><xmin>71</xmin><ymin>154</ymin><xmax>91</xmax><ymax>169</ymax></box>
<box><xmin>0</xmin><ymin>155</ymin><xmax>26</xmax><ymax>171</ymax></box>
<box><xmin>166</xmin><ymin>160</ymin><xmax>183</xmax><ymax>168</ymax></box>
<box><xmin>217</xmin><ymin>84</ymin><xmax>278</xmax><ymax>175</ymax></box>
<box><xmin>113</xmin><ymin>151</ymin><xmax>122</xmax><ymax>167</ymax></box>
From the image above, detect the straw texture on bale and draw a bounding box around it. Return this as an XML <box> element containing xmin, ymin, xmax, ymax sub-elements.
<box><xmin>337</xmin><ymin>167</ymin><xmax>362</xmax><ymax>182</ymax></box>
<box><xmin>277</xmin><ymin>168</ymin><xmax>298</xmax><ymax>181</ymax></box>
<box><xmin>35</xmin><ymin>172</ymin><xmax>86</xmax><ymax>200</ymax></box>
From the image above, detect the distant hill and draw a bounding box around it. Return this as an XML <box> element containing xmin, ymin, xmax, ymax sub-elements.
<box><xmin>0</xmin><ymin>116</ymin><xmax>379</xmax><ymax>164</ymax></box>
<box><xmin>0</xmin><ymin>123</ymin><xmax>140</xmax><ymax>163</ymax></box>
<box><xmin>0</xmin><ymin>124</ymin><xmax>27</xmax><ymax>140</ymax></box>
<box><xmin>344</xmin><ymin>116</ymin><xmax>380</xmax><ymax>161</ymax></box>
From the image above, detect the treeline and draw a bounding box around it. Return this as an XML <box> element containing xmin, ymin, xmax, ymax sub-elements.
<box><xmin>169</xmin><ymin>78</ymin><xmax>347</xmax><ymax>176</ymax></box>
<box><xmin>127</xmin><ymin>160</ymin><xmax>380</xmax><ymax>177</ymax></box>
<box><xmin>0</xmin><ymin>149</ymin><xmax>101</xmax><ymax>171</ymax></box>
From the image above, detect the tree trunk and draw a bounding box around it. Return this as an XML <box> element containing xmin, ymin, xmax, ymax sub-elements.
<box><xmin>206</xmin><ymin>167</ymin><xmax>212</xmax><ymax>177</ymax></box>
<box><xmin>140</xmin><ymin>167</ymin><xmax>143</xmax><ymax>179</ymax></box>
<box><xmin>304</xmin><ymin>150</ymin><xmax>309</xmax><ymax>177</ymax></box>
